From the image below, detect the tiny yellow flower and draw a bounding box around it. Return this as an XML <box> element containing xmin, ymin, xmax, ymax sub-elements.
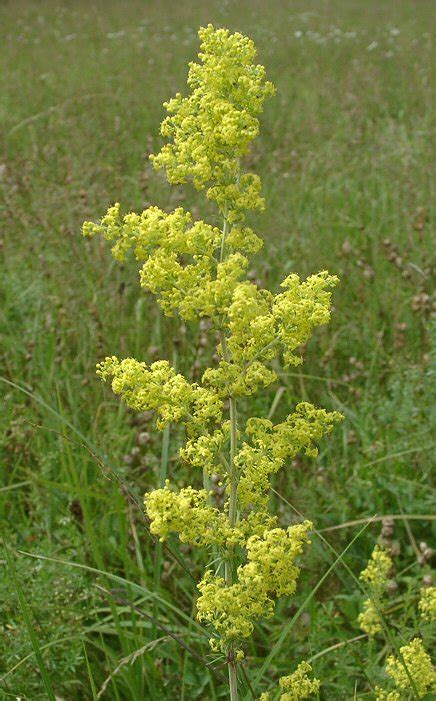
<box><xmin>385</xmin><ymin>638</ymin><xmax>435</xmax><ymax>698</ymax></box>
<box><xmin>278</xmin><ymin>661</ymin><xmax>321</xmax><ymax>700</ymax></box>
<box><xmin>418</xmin><ymin>586</ymin><xmax>436</xmax><ymax>623</ymax></box>
<box><xmin>374</xmin><ymin>688</ymin><xmax>400</xmax><ymax>701</ymax></box>
<box><xmin>151</xmin><ymin>24</ymin><xmax>275</xmax><ymax>221</ymax></box>
<box><xmin>358</xmin><ymin>598</ymin><xmax>383</xmax><ymax>637</ymax></box>
<box><xmin>360</xmin><ymin>546</ymin><xmax>393</xmax><ymax>590</ymax></box>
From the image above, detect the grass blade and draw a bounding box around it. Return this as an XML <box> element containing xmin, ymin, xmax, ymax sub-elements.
<box><xmin>83</xmin><ymin>642</ymin><xmax>99</xmax><ymax>701</ymax></box>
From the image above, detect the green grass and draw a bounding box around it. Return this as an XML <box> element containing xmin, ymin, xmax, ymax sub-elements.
<box><xmin>1</xmin><ymin>1</ymin><xmax>434</xmax><ymax>698</ymax></box>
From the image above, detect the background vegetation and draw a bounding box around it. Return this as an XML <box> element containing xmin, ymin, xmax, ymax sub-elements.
<box><xmin>1</xmin><ymin>0</ymin><xmax>434</xmax><ymax>698</ymax></box>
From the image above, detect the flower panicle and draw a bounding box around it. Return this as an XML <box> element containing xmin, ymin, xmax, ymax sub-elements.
<box><xmin>151</xmin><ymin>24</ymin><xmax>275</xmax><ymax>223</ymax></box>
<box><xmin>83</xmin><ymin>25</ymin><xmax>342</xmax><ymax>674</ymax></box>
<box><xmin>375</xmin><ymin>638</ymin><xmax>435</xmax><ymax>699</ymax></box>
<box><xmin>261</xmin><ymin>661</ymin><xmax>321</xmax><ymax>700</ymax></box>
<box><xmin>358</xmin><ymin>545</ymin><xmax>394</xmax><ymax>637</ymax></box>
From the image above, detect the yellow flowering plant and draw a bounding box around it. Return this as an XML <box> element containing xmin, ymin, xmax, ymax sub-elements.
<box><xmin>358</xmin><ymin>545</ymin><xmax>394</xmax><ymax>637</ymax></box>
<box><xmin>375</xmin><ymin>638</ymin><xmax>435</xmax><ymax>700</ymax></box>
<box><xmin>357</xmin><ymin>529</ymin><xmax>435</xmax><ymax>699</ymax></box>
<box><xmin>83</xmin><ymin>25</ymin><xmax>342</xmax><ymax>700</ymax></box>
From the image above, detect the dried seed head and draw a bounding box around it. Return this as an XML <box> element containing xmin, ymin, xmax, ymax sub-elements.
<box><xmin>199</xmin><ymin>319</ymin><xmax>211</xmax><ymax>332</ymax></box>
<box><xmin>390</xmin><ymin>541</ymin><xmax>401</xmax><ymax>557</ymax></box>
<box><xmin>363</xmin><ymin>265</ymin><xmax>375</xmax><ymax>279</ymax></box>
<box><xmin>381</xmin><ymin>527</ymin><xmax>395</xmax><ymax>540</ymax></box>
<box><xmin>342</xmin><ymin>239</ymin><xmax>352</xmax><ymax>255</ymax></box>
<box><xmin>386</xmin><ymin>579</ymin><xmax>398</xmax><ymax>595</ymax></box>
<box><xmin>347</xmin><ymin>430</ymin><xmax>357</xmax><ymax>444</ymax></box>
<box><xmin>422</xmin><ymin>547</ymin><xmax>433</xmax><ymax>562</ymax></box>
<box><xmin>137</xmin><ymin>431</ymin><xmax>150</xmax><ymax>446</ymax></box>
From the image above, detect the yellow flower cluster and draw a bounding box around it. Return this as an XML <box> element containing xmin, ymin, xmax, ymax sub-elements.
<box><xmin>246</xmin><ymin>523</ymin><xmax>313</xmax><ymax>597</ymax></box>
<box><xmin>196</xmin><ymin>522</ymin><xmax>312</xmax><ymax>648</ymax></box>
<box><xmin>418</xmin><ymin>586</ymin><xmax>436</xmax><ymax>623</ymax></box>
<box><xmin>202</xmin><ymin>358</ymin><xmax>278</xmax><ymax>398</ymax></box>
<box><xmin>198</xmin><ymin>271</ymin><xmax>338</xmax><ymax>398</ymax></box>
<box><xmin>226</xmin><ymin>282</ymin><xmax>275</xmax><ymax>363</ymax></box>
<box><xmin>84</xmin><ymin>213</ymin><xmax>337</xmax><ymax>387</ymax></box>
<box><xmin>360</xmin><ymin>546</ymin><xmax>393</xmax><ymax>589</ymax></box>
<box><xmin>150</xmin><ymin>24</ymin><xmax>275</xmax><ymax>222</ymax></box>
<box><xmin>278</xmin><ymin>661</ymin><xmax>321</xmax><ymax>700</ymax></box>
<box><xmin>145</xmin><ymin>484</ymin><xmax>278</xmax><ymax>549</ymax></box>
<box><xmin>179</xmin><ymin>425</ymin><xmax>229</xmax><ymax>474</ymax></box>
<box><xmin>84</xmin><ymin>205</ymin><xmax>217</xmax><ymax>263</ymax></box>
<box><xmin>358</xmin><ymin>546</ymin><xmax>393</xmax><ymax>637</ymax></box>
<box><xmin>358</xmin><ymin>598</ymin><xmax>383</xmax><ymax>637</ymax></box>
<box><xmin>374</xmin><ymin>689</ymin><xmax>400</xmax><ymax>701</ymax></box>
<box><xmin>274</xmin><ymin>271</ymin><xmax>339</xmax><ymax>366</ymax></box>
<box><xmin>384</xmin><ymin>638</ymin><xmax>435</xmax><ymax>698</ymax></box>
<box><xmin>225</xmin><ymin>270</ymin><xmax>338</xmax><ymax>371</ymax></box>
<box><xmin>260</xmin><ymin>662</ymin><xmax>320</xmax><ymax>701</ymax></box>
<box><xmin>83</xmin><ymin>204</ymin><xmax>258</xmax><ymax>320</ymax></box>
<box><xmin>144</xmin><ymin>483</ymin><xmax>239</xmax><ymax>547</ymax></box>
<box><xmin>236</xmin><ymin>403</ymin><xmax>343</xmax><ymax>508</ymax></box>
<box><xmin>84</xmin><ymin>25</ymin><xmax>342</xmax><ymax>674</ymax></box>
<box><xmin>96</xmin><ymin>356</ymin><xmax>222</xmax><ymax>432</ymax></box>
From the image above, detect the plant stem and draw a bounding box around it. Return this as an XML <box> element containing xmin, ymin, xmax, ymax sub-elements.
<box><xmin>219</xmin><ymin>206</ymin><xmax>239</xmax><ymax>563</ymax></box>
<box><xmin>228</xmin><ymin>655</ymin><xmax>239</xmax><ymax>701</ymax></box>
<box><xmin>220</xmin><ymin>329</ymin><xmax>239</xmax><ymax>585</ymax></box>
<box><xmin>228</xmin><ymin>395</ymin><xmax>238</xmax><ymax>525</ymax></box>
<box><xmin>219</xmin><ymin>205</ymin><xmax>239</xmax><ymax>701</ymax></box>
<box><xmin>220</xmin><ymin>204</ymin><xmax>229</xmax><ymax>263</ymax></box>
<box><xmin>221</xmin><ymin>331</ymin><xmax>239</xmax><ymax>701</ymax></box>
<box><xmin>152</xmin><ymin>421</ymin><xmax>170</xmax><ymax>639</ymax></box>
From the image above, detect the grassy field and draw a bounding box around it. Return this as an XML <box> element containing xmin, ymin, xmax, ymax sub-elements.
<box><xmin>1</xmin><ymin>1</ymin><xmax>434</xmax><ymax>699</ymax></box>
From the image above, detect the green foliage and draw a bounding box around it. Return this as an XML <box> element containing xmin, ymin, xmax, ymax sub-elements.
<box><xmin>1</xmin><ymin>534</ymin><xmax>90</xmax><ymax>699</ymax></box>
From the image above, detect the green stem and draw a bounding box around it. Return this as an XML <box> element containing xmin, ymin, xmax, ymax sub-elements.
<box><xmin>220</xmin><ymin>203</ymin><xmax>229</xmax><ymax>263</ymax></box>
<box><xmin>219</xmin><ymin>202</ymin><xmax>239</xmax><ymax>701</ymax></box>
<box><xmin>152</xmin><ymin>422</ymin><xmax>170</xmax><ymax>639</ymax></box>
<box><xmin>228</xmin><ymin>654</ymin><xmax>239</xmax><ymax>701</ymax></box>
<box><xmin>219</xmin><ymin>313</ymin><xmax>239</xmax><ymax>586</ymax></box>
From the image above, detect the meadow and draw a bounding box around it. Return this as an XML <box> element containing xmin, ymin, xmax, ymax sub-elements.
<box><xmin>0</xmin><ymin>1</ymin><xmax>434</xmax><ymax>699</ymax></box>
